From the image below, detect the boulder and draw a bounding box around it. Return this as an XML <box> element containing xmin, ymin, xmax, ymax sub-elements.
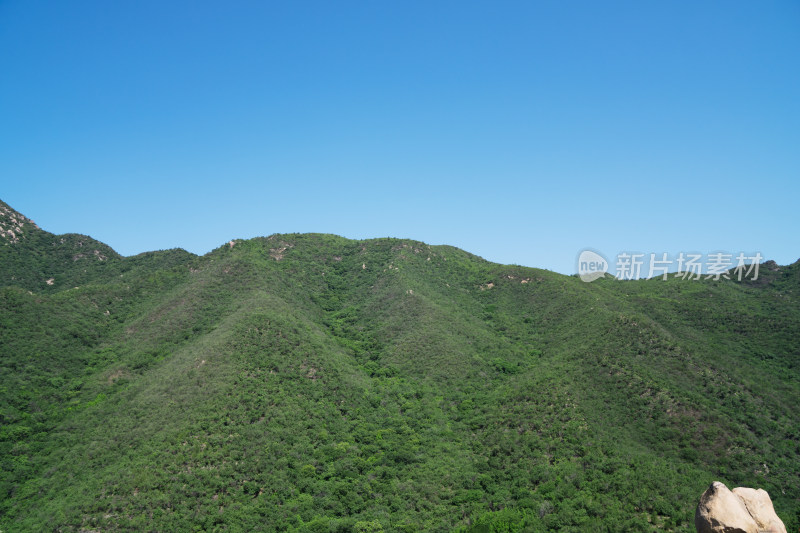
<box><xmin>732</xmin><ymin>487</ymin><xmax>787</xmax><ymax>533</ymax></box>
<box><xmin>695</xmin><ymin>481</ymin><xmax>786</xmax><ymax>533</ymax></box>
<box><xmin>696</xmin><ymin>481</ymin><xmax>758</xmax><ymax>533</ymax></box>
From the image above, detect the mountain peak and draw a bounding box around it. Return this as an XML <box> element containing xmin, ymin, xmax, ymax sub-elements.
<box><xmin>0</xmin><ymin>200</ymin><xmax>39</xmax><ymax>244</ymax></box>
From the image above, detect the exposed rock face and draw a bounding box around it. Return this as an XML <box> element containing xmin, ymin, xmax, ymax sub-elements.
<box><xmin>695</xmin><ymin>481</ymin><xmax>786</xmax><ymax>533</ymax></box>
<box><xmin>696</xmin><ymin>482</ymin><xmax>758</xmax><ymax>533</ymax></box>
<box><xmin>0</xmin><ymin>201</ymin><xmax>38</xmax><ymax>244</ymax></box>
<box><xmin>732</xmin><ymin>487</ymin><xmax>787</xmax><ymax>533</ymax></box>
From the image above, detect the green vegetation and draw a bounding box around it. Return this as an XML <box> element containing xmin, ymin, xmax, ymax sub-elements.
<box><xmin>1</xmin><ymin>200</ymin><xmax>798</xmax><ymax>531</ymax></box>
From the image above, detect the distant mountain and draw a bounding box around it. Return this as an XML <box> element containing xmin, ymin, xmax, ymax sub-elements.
<box><xmin>1</xmin><ymin>200</ymin><xmax>798</xmax><ymax>532</ymax></box>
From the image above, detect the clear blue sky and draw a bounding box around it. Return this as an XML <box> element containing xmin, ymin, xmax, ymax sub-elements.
<box><xmin>1</xmin><ymin>1</ymin><xmax>798</xmax><ymax>274</ymax></box>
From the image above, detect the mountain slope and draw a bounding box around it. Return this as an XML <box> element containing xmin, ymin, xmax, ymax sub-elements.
<box><xmin>1</xmin><ymin>202</ymin><xmax>798</xmax><ymax>532</ymax></box>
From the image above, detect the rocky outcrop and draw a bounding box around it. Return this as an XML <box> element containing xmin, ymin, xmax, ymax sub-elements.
<box><xmin>695</xmin><ymin>481</ymin><xmax>786</xmax><ymax>533</ymax></box>
<box><xmin>732</xmin><ymin>487</ymin><xmax>787</xmax><ymax>533</ymax></box>
<box><xmin>695</xmin><ymin>482</ymin><xmax>758</xmax><ymax>533</ymax></box>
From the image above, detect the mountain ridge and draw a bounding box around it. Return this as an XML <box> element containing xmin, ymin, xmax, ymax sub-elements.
<box><xmin>1</xmin><ymin>200</ymin><xmax>798</xmax><ymax>532</ymax></box>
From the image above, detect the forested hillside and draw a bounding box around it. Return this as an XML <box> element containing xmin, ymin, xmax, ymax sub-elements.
<box><xmin>1</xmin><ymin>200</ymin><xmax>798</xmax><ymax>532</ymax></box>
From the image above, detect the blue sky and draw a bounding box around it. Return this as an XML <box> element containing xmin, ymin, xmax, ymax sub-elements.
<box><xmin>1</xmin><ymin>1</ymin><xmax>798</xmax><ymax>274</ymax></box>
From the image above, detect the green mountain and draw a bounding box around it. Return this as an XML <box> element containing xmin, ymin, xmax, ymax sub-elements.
<box><xmin>1</xmin><ymin>200</ymin><xmax>798</xmax><ymax>532</ymax></box>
